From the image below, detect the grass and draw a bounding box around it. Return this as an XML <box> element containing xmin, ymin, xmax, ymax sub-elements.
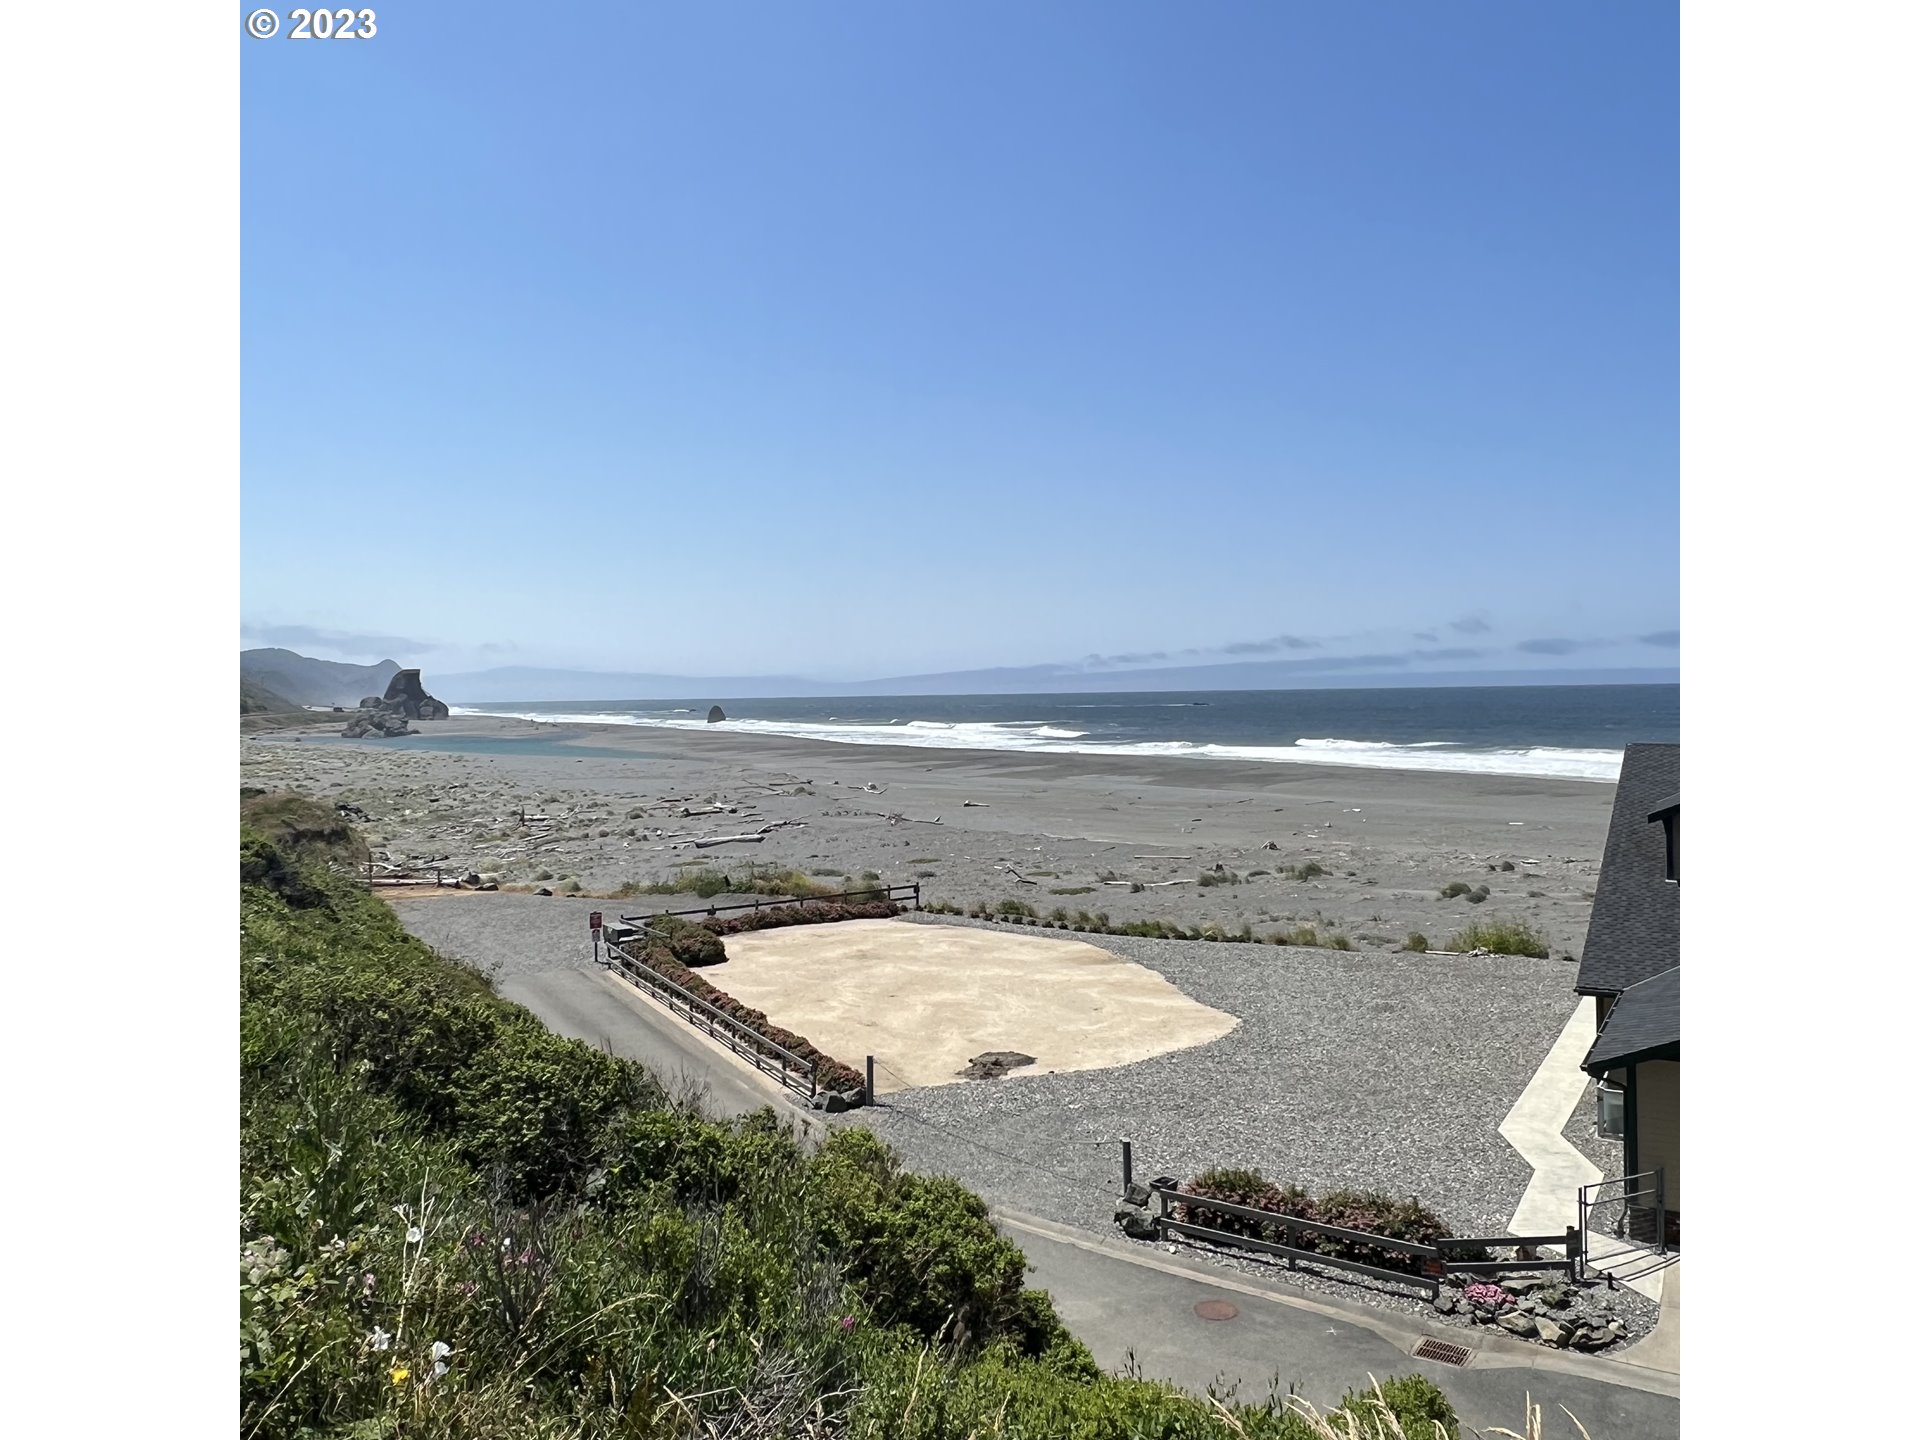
<box><xmin>1438</xmin><ymin>881</ymin><xmax>1474</xmax><ymax>899</ymax></box>
<box><xmin>1448</xmin><ymin>917</ymin><xmax>1551</xmax><ymax>958</ymax></box>
<box><xmin>1197</xmin><ymin>869</ymin><xmax>1243</xmax><ymax>887</ymax></box>
<box><xmin>1283</xmin><ymin>861</ymin><xmax>1330</xmax><ymax>882</ymax></box>
<box><xmin>1400</xmin><ymin>932</ymin><xmax>1430</xmax><ymax>953</ymax></box>
<box><xmin>630</xmin><ymin>865</ymin><xmax>870</xmax><ymax>901</ymax></box>
<box><xmin>1048</xmin><ymin>884</ymin><xmax>1097</xmax><ymax>895</ymax></box>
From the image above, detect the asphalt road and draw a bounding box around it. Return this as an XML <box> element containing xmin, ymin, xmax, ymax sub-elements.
<box><xmin>494</xmin><ymin>959</ymin><xmax>1677</xmax><ymax>1439</ymax></box>
<box><xmin>497</xmin><ymin>965</ymin><xmax>805</xmax><ymax>1123</ymax></box>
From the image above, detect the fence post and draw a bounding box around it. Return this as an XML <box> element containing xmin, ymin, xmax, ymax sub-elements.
<box><xmin>1120</xmin><ymin>1139</ymin><xmax>1133</xmax><ymax>1194</ymax></box>
<box><xmin>1564</xmin><ymin>1224</ymin><xmax>1582</xmax><ymax>1278</ymax></box>
<box><xmin>913</xmin><ymin>882</ymin><xmax>922</xmax><ymax>912</ymax></box>
<box><xmin>865</xmin><ymin>1055</ymin><xmax>875</xmax><ymax>1104</ymax></box>
<box><xmin>1656</xmin><ymin>1169</ymin><xmax>1667</xmax><ymax>1255</ymax></box>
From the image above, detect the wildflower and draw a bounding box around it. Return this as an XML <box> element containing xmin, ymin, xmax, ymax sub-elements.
<box><xmin>432</xmin><ymin>1362</ymin><xmax>449</xmax><ymax>1380</ymax></box>
<box><xmin>406</xmin><ymin>1226</ymin><xmax>423</xmax><ymax>1245</ymax></box>
<box><xmin>390</xmin><ymin>1366</ymin><xmax>410</xmax><ymax>1386</ymax></box>
<box><xmin>430</xmin><ymin>1341</ymin><xmax>451</xmax><ymax>1361</ymax></box>
<box><xmin>840</xmin><ymin>1316</ymin><xmax>857</xmax><ymax>1332</ymax></box>
<box><xmin>369</xmin><ymin>1327</ymin><xmax>392</xmax><ymax>1353</ymax></box>
<box><xmin>362</xmin><ymin>1272</ymin><xmax>377</xmax><ymax>1295</ymax></box>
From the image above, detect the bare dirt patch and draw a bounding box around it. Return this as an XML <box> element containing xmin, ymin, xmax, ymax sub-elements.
<box><xmin>711</xmin><ymin>919</ymin><xmax>1238</xmax><ymax>1091</ymax></box>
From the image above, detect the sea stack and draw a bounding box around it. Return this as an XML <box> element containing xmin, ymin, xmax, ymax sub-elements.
<box><xmin>707</xmin><ymin>705</ymin><xmax>726</xmax><ymax>724</ymax></box>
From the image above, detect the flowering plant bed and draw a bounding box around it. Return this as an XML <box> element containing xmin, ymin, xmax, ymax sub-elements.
<box><xmin>612</xmin><ymin>938</ymin><xmax>867</xmax><ymax>1097</ymax></box>
<box><xmin>1172</xmin><ymin>1167</ymin><xmax>1481</xmax><ymax>1277</ymax></box>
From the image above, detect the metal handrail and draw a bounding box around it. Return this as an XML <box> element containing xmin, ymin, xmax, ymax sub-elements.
<box><xmin>604</xmin><ymin>938</ymin><xmax>816</xmax><ymax>1097</ymax></box>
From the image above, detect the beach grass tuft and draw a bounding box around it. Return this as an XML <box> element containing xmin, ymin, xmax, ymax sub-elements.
<box><xmin>1449</xmin><ymin>917</ymin><xmax>1551</xmax><ymax>957</ymax></box>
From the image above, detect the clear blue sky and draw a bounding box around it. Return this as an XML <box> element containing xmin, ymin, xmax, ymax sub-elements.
<box><xmin>242</xmin><ymin>2</ymin><xmax>1677</xmax><ymax>684</ymax></box>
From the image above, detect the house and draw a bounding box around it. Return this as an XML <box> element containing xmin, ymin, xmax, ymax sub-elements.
<box><xmin>1575</xmin><ymin>742</ymin><xmax>1680</xmax><ymax>1248</ymax></box>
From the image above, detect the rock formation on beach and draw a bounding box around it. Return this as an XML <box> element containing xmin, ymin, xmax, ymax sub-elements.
<box><xmin>707</xmin><ymin>705</ymin><xmax>726</xmax><ymax>723</ymax></box>
<box><xmin>342</xmin><ymin>668</ymin><xmax>450</xmax><ymax>737</ymax></box>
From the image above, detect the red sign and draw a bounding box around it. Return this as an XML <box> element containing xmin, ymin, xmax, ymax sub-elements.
<box><xmin>588</xmin><ymin>911</ymin><xmax>603</xmax><ymax>931</ymax></box>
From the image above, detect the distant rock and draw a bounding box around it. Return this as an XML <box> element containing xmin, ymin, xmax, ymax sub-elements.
<box><xmin>341</xmin><ymin>667</ymin><xmax>450</xmax><ymax>737</ymax></box>
<box><xmin>707</xmin><ymin>705</ymin><xmax>726</xmax><ymax>723</ymax></box>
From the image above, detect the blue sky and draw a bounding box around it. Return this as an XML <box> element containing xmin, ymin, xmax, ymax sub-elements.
<box><xmin>242</xmin><ymin>2</ymin><xmax>1677</xmax><ymax>684</ymax></box>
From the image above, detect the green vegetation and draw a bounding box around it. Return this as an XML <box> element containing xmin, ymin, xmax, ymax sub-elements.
<box><xmin>1282</xmin><ymin>861</ymin><xmax>1330</xmax><ymax>882</ymax></box>
<box><xmin>631</xmin><ymin>865</ymin><xmax>877</xmax><ymax>901</ymax></box>
<box><xmin>1449</xmin><ymin>917</ymin><xmax>1552</xmax><ymax>958</ymax></box>
<box><xmin>1438</xmin><ymin>881</ymin><xmax>1473</xmax><ymax>899</ymax></box>
<box><xmin>240</xmin><ymin>815</ymin><xmax>1457</xmax><ymax>1437</ymax></box>
<box><xmin>1197</xmin><ymin>868</ymin><xmax>1243</xmax><ymax>887</ymax></box>
<box><xmin>1179</xmin><ymin>1169</ymin><xmax>1479</xmax><ymax>1279</ymax></box>
<box><xmin>1047</xmin><ymin>885</ymin><xmax>1096</xmax><ymax>895</ymax></box>
<box><xmin>1401</xmin><ymin>932</ymin><xmax>1430</xmax><ymax>953</ymax></box>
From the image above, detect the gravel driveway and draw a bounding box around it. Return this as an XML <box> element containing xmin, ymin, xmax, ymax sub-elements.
<box><xmin>843</xmin><ymin>914</ymin><xmax>1578</xmax><ymax>1243</ymax></box>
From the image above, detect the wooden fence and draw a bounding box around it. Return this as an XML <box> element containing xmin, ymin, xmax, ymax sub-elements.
<box><xmin>618</xmin><ymin>882</ymin><xmax>921</xmax><ymax>925</ymax></box>
<box><xmin>603</xmin><ymin>935</ymin><xmax>819</xmax><ymax>1100</ymax></box>
<box><xmin>1142</xmin><ymin>1178</ymin><xmax>1582</xmax><ymax>1294</ymax></box>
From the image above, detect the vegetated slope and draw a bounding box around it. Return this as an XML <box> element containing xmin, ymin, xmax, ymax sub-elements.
<box><xmin>239</xmin><ymin>813</ymin><xmax>1458</xmax><ymax>1439</ymax></box>
<box><xmin>241</xmin><ymin>678</ymin><xmax>304</xmax><ymax>715</ymax></box>
<box><xmin>240</xmin><ymin>647</ymin><xmax>402</xmax><ymax>705</ymax></box>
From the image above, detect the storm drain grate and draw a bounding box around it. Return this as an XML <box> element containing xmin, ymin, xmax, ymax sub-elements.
<box><xmin>1413</xmin><ymin>1338</ymin><xmax>1472</xmax><ymax>1367</ymax></box>
<box><xmin>1192</xmin><ymin>1299</ymin><xmax>1240</xmax><ymax>1322</ymax></box>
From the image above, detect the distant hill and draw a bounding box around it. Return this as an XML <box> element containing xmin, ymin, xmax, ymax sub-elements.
<box><xmin>433</xmin><ymin>661</ymin><xmax>1681</xmax><ymax>704</ymax></box>
<box><xmin>241</xmin><ymin>648</ymin><xmax>402</xmax><ymax>706</ymax></box>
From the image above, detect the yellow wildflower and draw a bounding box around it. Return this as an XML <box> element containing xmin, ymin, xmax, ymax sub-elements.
<box><xmin>390</xmin><ymin>1366</ymin><xmax>410</xmax><ymax>1386</ymax></box>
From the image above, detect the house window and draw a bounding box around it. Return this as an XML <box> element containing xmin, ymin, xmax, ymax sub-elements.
<box><xmin>1597</xmin><ymin>1081</ymin><xmax>1627</xmax><ymax>1139</ymax></box>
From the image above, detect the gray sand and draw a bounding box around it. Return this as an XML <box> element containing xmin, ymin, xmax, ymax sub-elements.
<box><xmin>242</xmin><ymin>714</ymin><xmax>1610</xmax><ymax>956</ymax></box>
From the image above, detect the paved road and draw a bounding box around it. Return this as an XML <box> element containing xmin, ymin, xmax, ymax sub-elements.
<box><xmin>492</xmin><ymin>958</ymin><xmax>1677</xmax><ymax>1439</ymax></box>
<box><xmin>498</xmin><ymin>965</ymin><xmax>806</xmax><ymax>1123</ymax></box>
<box><xmin>1005</xmin><ymin>1214</ymin><xmax>1677</xmax><ymax>1440</ymax></box>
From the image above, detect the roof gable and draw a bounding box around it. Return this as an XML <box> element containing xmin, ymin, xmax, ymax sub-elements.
<box><xmin>1575</xmin><ymin>743</ymin><xmax>1680</xmax><ymax>996</ymax></box>
<box><xmin>1583</xmin><ymin>965</ymin><xmax>1680</xmax><ymax>1071</ymax></box>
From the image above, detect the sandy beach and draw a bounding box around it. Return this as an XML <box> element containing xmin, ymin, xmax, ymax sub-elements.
<box><xmin>243</xmin><ymin>713</ymin><xmax>1613</xmax><ymax>958</ymax></box>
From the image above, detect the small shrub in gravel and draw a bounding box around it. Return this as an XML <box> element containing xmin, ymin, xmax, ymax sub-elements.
<box><xmin>702</xmin><ymin>899</ymin><xmax>900</xmax><ymax>935</ymax></box>
<box><xmin>1439</xmin><ymin>881</ymin><xmax>1474</xmax><ymax>899</ymax></box>
<box><xmin>1402</xmin><ymin>932</ymin><xmax>1430</xmax><ymax>952</ymax></box>
<box><xmin>648</xmin><ymin>915</ymin><xmax>728</xmax><ymax>967</ymax></box>
<box><xmin>1449</xmin><ymin>917</ymin><xmax>1550</xmax><ymax>958</ymax></box>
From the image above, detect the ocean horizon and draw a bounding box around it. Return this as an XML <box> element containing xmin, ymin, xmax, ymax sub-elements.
<box><xmin>453</xmin><ymin>682</ymin><xmax>1677</xmax><ymax>783</ymax></box>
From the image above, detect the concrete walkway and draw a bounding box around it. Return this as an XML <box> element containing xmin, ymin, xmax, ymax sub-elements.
<box><xmin>1498</xmin><ymin>1000</ymin><xmax>1668</xmax><ymax>1307</ymax></box>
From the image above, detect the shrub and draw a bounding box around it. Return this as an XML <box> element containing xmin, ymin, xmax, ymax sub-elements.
<box><xmin>995</xmin><ymin>898</ymin><xmax>1038</xmax><ymax>918</ymax></box>
<box><xmin>1438</xmin><ymin>881</ymin><xmax>1473</xmax><ymax>899</ymax></box>
<box><xmin>1048</xmin><ymin>885</ymin><xmax>1095</xmax><ymax>895</ymax></box>
<box><xmin>1465</xmin><ymin>884</ymin><xmax>1490</xmax><ymax>905</ymax></box>
<box><xmin>1449</xmin><ymin>917</ymin><xmax>1550</xmax><ymax>957</ymax></box>
<box><xmin>1402</xmin><ymin>932</ymin><xmax>1430</xmax><ymax>952</ymax></box>
<box><xmin>701</xmin><ymin>899</ymin><xmax>899</xmax><ymax>935</ymax></box>
<box><xmin>647</xmin><ymin>915</ymin><xmax>728</xmax><ymax>967</ymax></box>
<box><xmin>1175</xmin><ymin>1171</ymin><xmax>1465</xmax><ymax>1278</ymax></box>
<box><xmin>1284</xmin><ymin>861</ymin><xmax>1330</xmax><ymax>881</ymax></box>
<box><xmin>1197</xmin><ymin>869</ymin><xmax>1242</xmax><ymax>887</ymax></box>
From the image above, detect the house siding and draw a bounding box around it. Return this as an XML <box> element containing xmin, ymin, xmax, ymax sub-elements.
<box><xmin>1635</xmin><ymin>1060</ymin><xmax>1681</xmax><ymax>1214</ymax></box>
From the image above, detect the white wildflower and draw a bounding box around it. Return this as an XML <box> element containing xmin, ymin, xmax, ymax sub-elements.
<box><xmin>430</xmin><ymin>1341</ymin><xmax>451</xmax><ymax>1361</ymax></box>
<box><xmin>369</xmin><ymin>1327</ymin><xmax>392</xmax><ymax>1353</ymax></box>
<box><xmin>406</xmin><ymin>1226</ymin><xmax>423</xmax><ymax>1245</ymax></box>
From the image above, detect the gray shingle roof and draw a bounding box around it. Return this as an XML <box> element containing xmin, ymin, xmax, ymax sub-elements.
<box><xmin>1575</xmin><ymin>743</ymin><xmax>1679</xmax><ymax>997</ymax></box>
<box><xmin>1583</xmin><ymin>965</ymin><xmax>1680</xmax><ymax>1071</ymax></box>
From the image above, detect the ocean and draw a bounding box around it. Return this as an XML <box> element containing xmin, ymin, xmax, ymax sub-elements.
<box><xmin>455</xmin><ymin>683</ymin><xmax>1677</xmax><ymax>783</ymax></box>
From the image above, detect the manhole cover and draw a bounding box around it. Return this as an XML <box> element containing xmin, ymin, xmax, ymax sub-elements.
<box><xmin>1193</xmin><ymin>1299</ymin><xmax>1239</xmax><ymax>1322</ymax></box>
<box><xmin>1413</xmin><ymin>1338</ymin><xmax>1472</xmax><ymax>1367</ymax></box>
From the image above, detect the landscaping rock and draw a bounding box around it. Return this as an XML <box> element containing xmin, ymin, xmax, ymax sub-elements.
<box><xmin>1122</xmin><ymin>1181</ymin><xmax>1152</xmax><ymax>1208</ymax></box>
<box><xmin>1432</xmin><ymin>1291</ymin><xmax>1457</xmax><ymax>1315</ymax></box>
<box><xmin>1114</xmin><ymin>1205</ymin><xmax>1158</xmax><ymax>1240</ymax></box>
<box><xmin>1535</xmin><ymin>1318</ymin><xmax>1572</xmax><ymax>1348</ymax></box>
<box><xmin>1496</xmin><ymin>1312</ymin><xmax>1537</xmax><ymax>1338</ymax></box>
<box><xmin>1503</xmin><ymin>1275</ymin><xmax>1547</xmax><ymax>1294</ymax></box>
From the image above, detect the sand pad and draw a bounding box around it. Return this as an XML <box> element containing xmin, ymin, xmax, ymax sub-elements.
<box><xmin>712</xmin><ymin>919</ymin><xmax>1237</xmax><ymax>1091</ymax></box>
